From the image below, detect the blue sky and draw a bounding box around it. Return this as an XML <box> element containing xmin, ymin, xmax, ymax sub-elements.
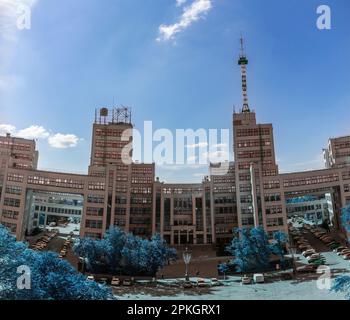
<box><xmin>0</xmin><ymin>0</ymin><xmax>349</xmax><ymax>182</ymax></box>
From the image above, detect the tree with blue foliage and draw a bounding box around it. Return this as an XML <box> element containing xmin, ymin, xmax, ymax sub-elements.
<box><xmin>73</xmin><ymin>237</ymin><xmax>110</xmax><ymax>273</ymax></box>
<box><xmin>218</xmin><ymin>263</ymin><xmax>230</xmax><ymax>280</ymax></box>
<box><xmin>331</xmin><ymin>205</ymin><xmax>350</xmax><ymax>299</ymax></box>
<box><xmin>226</xmin><ymin>227</ymin><xmax>286</xmax><ymax>273</ymax></box>
<box><xmin>331</xmin><ymin>275</ymin><xmax>350</xmax><ymax>299</ymax></box>
<box><xmin>270</xmin><ymin>231</ymin><xmax>287</xmax><ymax>267</ymax></box>
<box><xmin>103</xmin><ymin>226</ymin><xmax>127</xmax><ymax>272</ymax></box>
<box><xmin>0</xmin><ymin>225</ymin><xmax>114</xmax><ymax>300</ymax></box>
<box><xmin>74</xmin><ymin>226</ymin><xmax>177</xmax><ymax>276</ymax></box>
<box><xmin>144</xmin><ymin>234</ymin><xmax>177</xmax><ymax>275</ymax></box>
<box><xmin>341</xmin><ymin>205</ymin><xmax>350</xmax><ymax>235</ymax></box>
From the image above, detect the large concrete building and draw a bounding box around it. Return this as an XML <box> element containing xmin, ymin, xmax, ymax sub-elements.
<box><xmin>1</xmin><ymin>44</ymin><xmax>350</xmax><ymax>246</ymax></box>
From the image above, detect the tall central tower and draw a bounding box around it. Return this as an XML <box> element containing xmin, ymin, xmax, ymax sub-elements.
<box><xmin>233</xmin><ymin>38</ymin><xmax>280</xmax><ymax>233</ymax></box>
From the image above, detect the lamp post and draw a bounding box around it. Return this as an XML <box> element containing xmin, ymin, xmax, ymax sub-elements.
<box><xmin>288</xmin><ymin>237</ymin><xmax>297</xmax><ymax>278</ymax></box>
<box><xmin>183</xmin><ymin>247</ymin><xmax>192</xmax><ymax>282</ymax></box>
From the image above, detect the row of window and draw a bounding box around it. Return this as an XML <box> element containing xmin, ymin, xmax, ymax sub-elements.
<box><xmin>7</xmin><ymin>173</ymin><xmax>24</xmax><ymax>183</ymax></box>
<box><xmin>266</xmin><ymin>217</ymin><xmax>284</xmax><ymax>227</ymax></box>
<box><xmin>27</xmin><ymin>176</ymin><xmax>85</xmax><ymax>189</ymax></box>
<box><xmin>283</xmin><ymin>174</ymin><xmax>339</xmax><ymax>187</ymax></box>
<box><xmin>86</xmin><ymin>207</ymin><xmax>104</xmax><ymax>217</ymax></box>
<box><xmin>4</xmin><ymin>197</ymin><xmax>20</xmax><ymax>208</ymax></box>
<box><xmin>237</xmin><ymin>139</ymin><xmax>271</xmax><ymax>148</ymax></box>
<box><xmin>215</xmin><ymin>216</ymin><xmax>238</xmax><ymax>224</ymax></box>
<box><xmin>264</xmin><ymin>193</ymin><xmax>282</xmax><ymax>202</ymax></box>
<box><xmin>46</xmin><ymin>207</ymin><xmax>82</xmax><ymax>215</ymax></box>
<box><xmin>95</xmin><ymin>140</ymin><xmax>129</xmax><ymax>148</ymax></box>
<box><xmin>237</xmin><ymin>149</ymin><xmax>272</xmax><ymax>159</ymax></box>
<box><xmin>0</xmin><ymin>140</ymin><xmax>32</xmax><ymax>151</ymax></box>
<box><xmin>95</xmin><ymin>128</ymin><xmax>129</xmax><ymax>137</ymax></box>
<box><xmin>236</xmin><ymin>128</ymin><xmax>271</xmax><ymax>137</ymax></box>
<box><xmin>132</xmin><ymin>177</ymin><xmax>154</xmax><ymax>184</ymax></box>
<box><xmin>85</xmin><ymin>220</ymin><xmax>103</xmax><ymax>229</ymax></box>
<box><xmin>214</xmin><ymin>196</ymin><xmax>236</xmax><ymax>204</ymax></box>
<box><xmin>87</xmin><ymin>195</ymin><xmax>105</xmax><ymax>204</ymax></box>
<box><xmin>266</xmin><ymin>206</ymin><xmax>283</xmax><ymax>215</ymax></box>
<box><xmin>263</xmin><ymin>180</ymin><xmax>280</xmax><ymax>189</ymax></box>
<box><xmin>215</xmin><ymin>206</ymin><xmax>235</xmax><ymax>214</ymax></box>
<box><xmin>2</xmin><ymin>209</ymin><xmax>19</xmax><ymax>220</ymax></box>
<box><xmin>5</xmin><ymin>186</ymin><xmax>22</xmax><ymax>195</ymax></box>
<box><xmin>131</xmin><ymin>187</ymin><xmax>152</xmax><ymax>194</ymax></box>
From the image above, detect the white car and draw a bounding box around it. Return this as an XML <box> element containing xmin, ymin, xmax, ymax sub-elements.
<box><xmin>241</xmin><ymin>276</ymin><xmax>252</xmax><ymax>285</ymax></box>
<box><xmin>211</xmin><ymin>278</ymin><xmax>221</xmax><ymax>286</ymax></box>
<box><xmin>302</xmin><ymin>249</ymin><xmax>315</xmax><ymax>256</ymax></box>
<box><xmin>253</xmin><ymin>274</ymin><xmax>265</xmax><ymax>284</ymax></box>
<box><xmin>197</xmin><ymin>278</ymin><xmax>208</xmax><ymax>287</ymax></box>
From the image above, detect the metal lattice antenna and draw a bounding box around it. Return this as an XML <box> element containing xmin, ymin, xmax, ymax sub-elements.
<box><xmin>238</xmin><ymin>36</ymin><xmax>250</xmax><ymax>113</ymax></box>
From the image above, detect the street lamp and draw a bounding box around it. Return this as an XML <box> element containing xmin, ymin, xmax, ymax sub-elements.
<box><xmin>183</xmin><ymin>247</ymin><xmax>192</xmax><ymax>282</ymax></box>
<box><xmin>288</xmin><ymin>237</ymin><xmax>297</xmax><ymax>277</ymax></box>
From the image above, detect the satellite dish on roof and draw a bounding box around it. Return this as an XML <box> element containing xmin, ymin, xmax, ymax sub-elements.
<box><xmin>100</xmin><ymin>108</ymin><xmax>108</xmax><ymax>117</ymax></box>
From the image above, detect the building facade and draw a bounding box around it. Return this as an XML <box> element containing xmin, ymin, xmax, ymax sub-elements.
<box><xmin>1</xmin><ymin>46</ymin><xmax>350</xmax><ymax>245</ymax></box>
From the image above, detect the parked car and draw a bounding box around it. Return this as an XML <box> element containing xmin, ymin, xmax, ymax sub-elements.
<box><xmin>342</xmin><ymin>253</ymin><xmax>350</xmax><ymax>260</ymax></box>
<box><xmin>253</xmin><ymin>274</ymin><xmax>265</xmax><ymax>284</ymax></box>
<box><xmin>87</xmin><ymin>275</ymin><xmax>95</xmax><ymax>281</ymax></box>
<box><xmin>241</xmin><ymin>275</ymin><xmax>251</xmax><ymax>285</ymax></box>
<box><xmin>123</xmin><ymin>279</ymin><xmax>132</xmax><ymax>286</ymax></box>
<box><xmin>111</xmin><ymin>277</ymin><xmax>120</xmax><ymax>287</ymax></box>
<box><xmin>309</xmin><ymin>257</ymin><xmax>326</xmax><ymax>265</ymax></box>
<box><xmin>297</xmin><ymin>265</ymin><xmax>315</xmax><ymax>273</ymax></box>
<box><xmin>337</xmin><ymin>249</ymin><xmax>350</xmax><ymax>256</ymax></box>
<box><xmin>183</xmin><ymin>281</ymin><xmax>193</xmax><ymax>289</ymax></box>
<box><xmin>304</xmin><ymin>251</ymin><xmax>317</xmax><ymax>258</ymax></box>
<box><xmin>302</xmin><ymin>249</ymin><xmax>315</xmax><ymax>256</ymax></box>
<box><xmin>197</xmin><ymin>278</ymin><xmax>208</xmax><ymax>287</ymax></box>
<box><xmin>211</xmin><ymin>278</ymin><xmax>221</xmax><ymax>286</ymax></box>
<box><xmin>98</xmin><ymin>277</ymin><xmax>108</xmax><ymax>284</ymax></box>
<box><xmin>334</xmin><ymin>246</ymin><xmax>347</xmax><ymax>253</ymax></box>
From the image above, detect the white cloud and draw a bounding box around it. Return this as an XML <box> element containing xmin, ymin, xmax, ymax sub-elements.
<box><xmin>202</xmin><ymin>150</ymin><xmax>229</xmax><ymax>162</ymax></box>
<box><xmin>157</xmin><ymin>0</ymin><xmax>213</xmax><ymax>42</ymax></box>
<box><xmin>48</xmin><ymin>133</ymin><xmax>79</xmax><ymax>149</ymax></box>
<box><xmin>212</xmin><ymin>143</ymin><xmax>227</xmax><ymax>149</ymax></box>
<box><xmin>186</xmin><ymin>142</ymin><xmax>208</xmax><ymax>149</ymax></box>
<box><xmin>0</xmin><ymin>123</ymin><xmax>81</xmax><ymax>149</ymax></box>
<box><xmin>0</xmin><ymin>124</ymin><xmax>16</xmax><ymax>135</ymax></box>
<box><xmin>176</xmin><ymin>0</ymin><xmax>187</xmax><ymax>6</ymax></box>
<box><xmin>17</xmin><ymin>125</ymin><xmax>49</xmax><ymax>139</ymax></box>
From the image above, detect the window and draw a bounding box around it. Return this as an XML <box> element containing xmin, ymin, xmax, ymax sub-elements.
<box><xmin>4</xmin><ymin>197</ymin><xmax>20</xmax><ymax>208</ymax></box>
<box><xmin>5</xmin><ymin>186</ymin><xmax>22</xmax><ymax>195</ymax></box>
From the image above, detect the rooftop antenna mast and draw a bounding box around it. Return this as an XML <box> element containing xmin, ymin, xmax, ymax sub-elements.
<box><xmin>238</xmin><ymin>35</ymin><xmax>250</xmax><ymax>113</ymax></box>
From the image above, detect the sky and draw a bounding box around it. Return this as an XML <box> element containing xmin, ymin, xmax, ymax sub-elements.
<box><xmin>0</xmin><ymin>0</ymin><xmax>349</xmax><ymax>182</ymax></box>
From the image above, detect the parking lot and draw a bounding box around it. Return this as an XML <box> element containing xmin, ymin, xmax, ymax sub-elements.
<box><xmin>116</xmin><ymin>224</ymin><xmax>350</xmax><ymax>300</ymax></box>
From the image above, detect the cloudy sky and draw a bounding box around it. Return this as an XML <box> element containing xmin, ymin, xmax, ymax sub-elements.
<box><xmin>0</xmin><ymin>0</ymin><xmax>349</xmax><ymax>181</ymax></box>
